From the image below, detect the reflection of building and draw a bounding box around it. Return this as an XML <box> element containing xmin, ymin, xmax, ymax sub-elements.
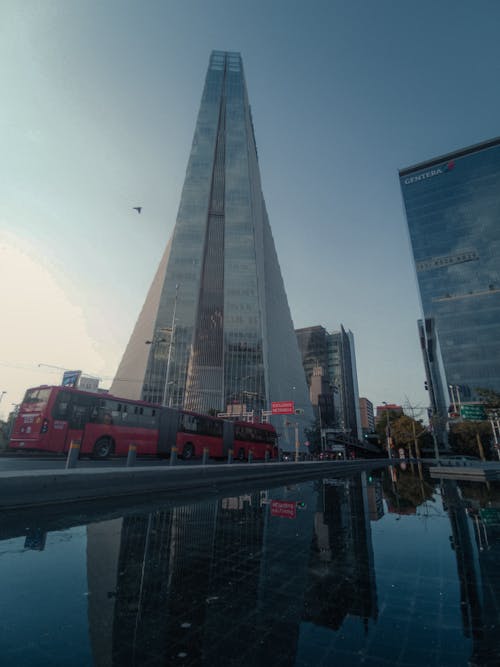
<box><xmin>295</xmin><ymin>325</ymin><xmax>362</xmax><ymax>439</ymax></box>
<box><xmin>366</xmin><ymin>477</ymin><xmax>384</xmax><ymax>521</ymax></box>
<box><xmin>375</xmin><ymin>403</ymin><xmax>403</xmax><ymax>425</ymax></box>
<box><xmin>302</xmin><ymin>475</ymin><xmax>378</xmax><ymax>630</ymax></box>
<box><xmin>442</xmin><ymin>481</ymin><xmax>500</xmax><ymax>667</ymax></box>
<box><xmin>110</xmin><ymin>51</ymin><xmax>312</xmax><ymax>434</ymax></box>
<box><xmin>86</xmin><ymin>476</ymin><xmax>377</xmax><ymax>666</ymax></box>
<box><xmin>400</xmin><ymin>138</ymin><xmax>500</xmax><ymax>409</ymax></box>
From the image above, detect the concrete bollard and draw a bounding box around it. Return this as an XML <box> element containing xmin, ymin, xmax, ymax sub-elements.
<box><xmin>202</xmin><ymin>447</ymin><xmax>209</xmax><ymax>466</ymax></box>
<box><xmin>265</xmin><ymin>450</ymin><xmax>270</xmax><ymax>463</ymax></box>
<box><xmin>126</xmin><ymin>444</ymin><xmax>137</xmax><ymax>467</ymax></box>
<box><xmin>65</xmin><ymin>440</ymin><xmax>81</xmax><ymax>469</ymax></box>
<box><xmin>227</xmin><ymin>449</ymin><xmax>233</xmax><ymax>465</ymax></box>
<box><xmin>248</xmin><ymin>450</ymin><xmax>253</xmax><ymax>464</ymax></box>
<box><xmin>170</xmin><ymin>447</ymin><xmax>178</xmax><ymax>466</ymax></box>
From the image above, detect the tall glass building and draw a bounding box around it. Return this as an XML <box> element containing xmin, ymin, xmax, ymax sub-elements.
<box><xmin>295</xmin><ymin>325</ymin><xmax>362</xmax><ymax>440</ymax></box>
<box><xmin>400</xmin><ymin>137</ymin><xmax>500</xmax><ymax>412</ymax></box>
<box><xmin>111</xmin><ymin>51</ymin><xmax>312</xmax><ymax>433</ymax></box>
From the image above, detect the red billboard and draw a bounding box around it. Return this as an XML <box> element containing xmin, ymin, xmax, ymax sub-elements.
<box><xmin>271</xmin><ymin>401</ymin><xmax>295</xmax><ymax>415</ymax></box>
<box><xmin>270</xmin><ymin>500</ymin><xmax>297</xmax><ymax>519</ymax></box>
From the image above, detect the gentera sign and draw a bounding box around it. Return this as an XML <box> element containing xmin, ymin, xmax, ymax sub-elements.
<box><xmin>404</xmin><ymin>160</ymin><xmax>455</xmax><ymax>185</ymax></box>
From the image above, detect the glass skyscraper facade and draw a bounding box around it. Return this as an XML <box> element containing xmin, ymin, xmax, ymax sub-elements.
<box><xmin>400</xmin><ymin>137</ymin><xmax>500</xmax><ymax>411</ymax></box>
<box><xmin>295</xmin><ymin>325</ymin><xmax>362</xmax><ymax>440</ymax></box>
<box><xmin>111</xmin><ymin>51</ymin><xmax>312</xmax><ymax>433</ymax></box>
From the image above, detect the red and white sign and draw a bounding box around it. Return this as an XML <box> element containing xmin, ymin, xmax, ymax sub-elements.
<box><xmin>270</xmin><ymin>500</ymin><xmax>296</xmax><ymax>519</ymax></box>
<box><xmin>271</xmin><ymin>401</ymin><xmax>295</xmax><ymax>415</ymax></box>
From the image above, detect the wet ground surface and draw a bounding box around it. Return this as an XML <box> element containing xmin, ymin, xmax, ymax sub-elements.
<box><xmin>1</xmin><ymin>466</ymin><xmax>499</xmax><ymax>666</ymax></box>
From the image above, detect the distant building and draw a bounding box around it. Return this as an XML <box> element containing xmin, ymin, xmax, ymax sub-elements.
<box><xmin>359</xmin><ymin>397</ymin><xmax>375</xmax><ymax>434</ymax></box>
<box><xmin>400</xmin><ymin>137</ymin><xmax>500</xmax><ymax>412</ymax></box>
<box><xmin>296</xmin><ymin>325</ymin><xmax>362</xmax><ymax>440</ymax></box>
<box><xmin>375</xmin><ymin>404</ymin><xmax>403</xmax><ymax>425</ymax></box>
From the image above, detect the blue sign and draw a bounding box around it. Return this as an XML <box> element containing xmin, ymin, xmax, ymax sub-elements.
<box><xmin>61</xmin><ymin>370</ymin><xmax>81</xmax><ymax>387</ymax></box>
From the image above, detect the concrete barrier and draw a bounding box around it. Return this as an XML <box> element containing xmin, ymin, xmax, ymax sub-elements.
<box><xmin>0</xmin><ymin>460</ymin><xmax>390</xmax><ymax>510</ymax></box>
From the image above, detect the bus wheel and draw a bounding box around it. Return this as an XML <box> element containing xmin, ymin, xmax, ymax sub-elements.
<box><xmin>183</xmin><ymin>443</ymin><xmax>195</xmax><ymax>460</ymax></box>
<box><xmin>238</xmin><ymin>448</ymin><xmax>245</xmax><ymax>461</ymax></box>
<box><xmin>93</xmin><ymin>437</ymin><xmax>113</xmax><ymax>460</ymax></box>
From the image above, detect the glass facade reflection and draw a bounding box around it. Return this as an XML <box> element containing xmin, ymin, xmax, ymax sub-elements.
<box><xmin>4</xmin><ymin>470</ymin><xmax>500</xmax><ymax>665</ymax></box>
<box><xmin>400</xmin><ymin>138</ymin><xmax>500</xmax><ymax>409</ymax></box>
<box><xmin>111</xmin><ymin>51</ymin><xmax>312</xmax><ymax>434</ymax></box>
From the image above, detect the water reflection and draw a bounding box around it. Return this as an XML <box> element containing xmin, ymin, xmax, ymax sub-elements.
<box><xmin>1</xmin><ymin>469</ymin><xmax>500</xmax><ymax>665</ymax></box>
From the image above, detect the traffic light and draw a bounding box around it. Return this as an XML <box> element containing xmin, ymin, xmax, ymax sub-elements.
<box><xmin>424</xmin><ymin>381</ymin><xmax>428</xmax><ymax>390</ymax></box>
<box><xmin>296</xmin><ymin>500</ymin><xmax>306</xmax><ymax>510</ymax></box>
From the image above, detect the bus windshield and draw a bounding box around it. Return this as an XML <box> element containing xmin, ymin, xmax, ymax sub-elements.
<box><xmin>22</xmin><ymin>388</ymin><xmax>52</xmax><ymax>409</ymax></box>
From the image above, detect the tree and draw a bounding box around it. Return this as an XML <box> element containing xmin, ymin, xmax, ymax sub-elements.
<box><xmin>375</xmin><ymin>413</ymin><xmax>433</xmax><ymax>455</ymax></box>
<box><xmin>304</xmin><ymin>419</ymin><xmax>321</xmax><ymax>454</ymax></box>
<box><xmin>448</xmin><ymin>420</ymin><xmax>492</xmax><ymax>459</ymax></box>
<box><xmin>476</xmin><ymin>388</ymin><xmax>500</xmax><ymax>411</ymax></box>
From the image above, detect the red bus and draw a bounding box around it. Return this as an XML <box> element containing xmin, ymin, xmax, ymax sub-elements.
<box><xmin>9</xmin><ymin>385</ymin><xmax>278</xmax><ymax>461</ymax></box>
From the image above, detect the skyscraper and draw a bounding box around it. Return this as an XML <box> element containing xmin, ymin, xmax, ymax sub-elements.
<box><xmin>295</xmin><ymin>325</ymin><xmax>362</xmax><ymax>440</ymax></box>
<box><xmin>111</xmin><ymin>51</ymin><xmax>312</xmax><ymax>432</ymax></box>
<box><xmin>400</xmin><ymin>138</ymin><xmax>500</xmax><ymax>412</ymax></box>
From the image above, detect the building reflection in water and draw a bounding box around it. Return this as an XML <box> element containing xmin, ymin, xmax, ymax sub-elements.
<box><xmin>302</xmin><ymin>474</ymin><xmax>378</xmax><ymax>633</ymax></box>
<box><xmin>442</xmin><ymin>480</ymin><xmax>500</xmax><ymax>667</ymax></box>
<box><xmin>86</xmin><ymin>474</ymin><xmax>379</xmax><ymax>666</ymax></box>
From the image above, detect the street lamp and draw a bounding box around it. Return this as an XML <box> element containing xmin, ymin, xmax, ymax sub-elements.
<box><xmin>382</xmin><ymin>401</ymin><xmax>392</xmax><ymax>458</ymax></box>
<box><xmin>145</xmin><ymin>336</ymin><xmax>167</xmax><ymax>403</ymax></box>
<box><xmin>162</xmin><ymin>284</ymin><xmax>179</xmax><ymax>407</ymax></box>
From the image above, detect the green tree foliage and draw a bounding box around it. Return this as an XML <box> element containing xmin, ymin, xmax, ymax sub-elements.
<box><xmin>382</xmin><ymin>468</ymin><xmax>435</xmax><ymax>512</ymax></box>
<box><xmin>304</xmin><ymin>419</ymin><xmax>321</xmax><ymax>454</ymax></box>
<box><xmin>448</xmin><ymin>420</ymin><xmax>492</xmax><ymax>458</ymax></box>
<box><xmin>476</xmin><ymin>388</ymin><xmax>500</xmax><ymax>411</ymax></box>
<box><xmin>375</xmin><ymin>413</ymin><xmax>433</xmax><ymax>453</ymax></box>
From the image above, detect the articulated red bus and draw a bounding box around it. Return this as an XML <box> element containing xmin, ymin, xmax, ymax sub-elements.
<box><xmin>9</xmin><ymin>385</ymin><xmax>278</xmax><ymax>461</ymax></box>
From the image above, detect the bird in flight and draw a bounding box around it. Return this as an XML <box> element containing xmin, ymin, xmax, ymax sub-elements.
<box><xmin>133</xmin><ymin>206</ymin><xmax>142</xmax><ymax>214</ymax></box>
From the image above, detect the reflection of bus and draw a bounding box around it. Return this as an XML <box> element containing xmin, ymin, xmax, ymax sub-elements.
<box><xmin>9</xmin><ymin>385</ymin><xmax>278</xmax><ymax>461</ymax></box>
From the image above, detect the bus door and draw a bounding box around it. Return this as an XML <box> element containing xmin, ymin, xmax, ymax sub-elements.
<box><xmin>158</xmin><ymin>408</ymin><xmax>180</xmax><ymax>456</ymax></box>
<box><xmin>49</xmin><ymin>390</ymin><xmax>73</xmax><ymax>453</ymax></box>
<box><xmin>64</xmin><ymin>394</ymin><xmax>99</xmax><ymax>453</ymax></box>
<box><xmin>222</xmin><ymin>420</ymin><xmax>234</xmax><ymax>457</ymax></box>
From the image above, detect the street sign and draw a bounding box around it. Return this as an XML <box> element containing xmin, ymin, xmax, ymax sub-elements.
<box><xmin>270</xmin><ymin>500</ymin><xmax>297</xmax><ymax>519</ymax></box>
<box><xmin>271</xmin><ymin>401</ymin><xmax>295</xmax><ymax>415</ymax></box>
<box><xmin>62</xmin><ymin>370</ymin><xmax>81</xmax><ymax>387</ymax></box>
<box><xmin>479</xmin><ymin>508</ymin><xmax>500</xmax><ymax>525</ymax></box>
<box><xmin>460</xmin><ymin>404</ymin><xmax>487</xmax><ymax>421</ymax></box>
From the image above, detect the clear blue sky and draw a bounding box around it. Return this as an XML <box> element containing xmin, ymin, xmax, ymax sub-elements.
<box><xmin>1</xmin><ymin>0</ymin><xmax>499</xmax><ymax>419</ymax></box>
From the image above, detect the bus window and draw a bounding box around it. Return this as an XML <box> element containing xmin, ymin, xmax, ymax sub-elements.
<box><xmin>181</xmin><ymin>414</ymin><xmax>199</xmax><ymax>433</ymax></box>
<box><xmin>52</xmin><ymin>391</ymin><xmax>71</xmax><ymax>419</ymax></box>
<box><xmin>23</xmin><ymin>388</ymin><xmax>51</xmax><ymax>407</ymax></box>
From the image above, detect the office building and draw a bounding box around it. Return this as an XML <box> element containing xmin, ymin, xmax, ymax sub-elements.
<box><xmin>296</xmin><ymin>325</ymin><xmax>362</xmax><ymax>440</ymax></box>
<box><xmin>359</xmin><ymin>397</ymin><xmax>375</xmax><ymax>433</ymax></box>
<box><xmin>400</xmin><ymin>138</ymin><xmax>500</xmax><ymax>412</ymax></box>
<box><xmin>111</xmin><ymin>51</ymin><xmax>312</xmax><ymax>433</ymax></box>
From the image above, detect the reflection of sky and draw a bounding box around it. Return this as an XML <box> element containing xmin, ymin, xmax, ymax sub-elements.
<box><xmin>0</xmin><ymin>527</ymin><xmax>92</xmax><ymax>666</ymax></box>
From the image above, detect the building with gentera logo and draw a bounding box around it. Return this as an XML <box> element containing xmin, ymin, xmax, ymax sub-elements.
<box><xmin>111</xmin><ymin>51</ymin><xmax>312</xmax><ymax>435</ymax></box>
<box><xmin>399</xmin><ymin>137</ymin><xmax>500</xmax><ymax>415</ymax></box>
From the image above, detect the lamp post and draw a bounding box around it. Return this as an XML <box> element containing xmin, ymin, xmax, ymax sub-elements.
<box><xmin>488</xmin><ymin>410</ymin><xmax>500</xmax><ymax>461</ymax></box>
<box><xmin>162</xmin><ymin>284</ymin><xmax>179</xmax><ymax>407</ymax></box>
<box><xmin>382</xmin><ymin>401</ymin><xmax>392</xmax><ymax>458</ymax></box>
<box><xmin>145</xmin><ymin>336</ymin><xmax>167</xmax><ymax>403</ymax></box>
